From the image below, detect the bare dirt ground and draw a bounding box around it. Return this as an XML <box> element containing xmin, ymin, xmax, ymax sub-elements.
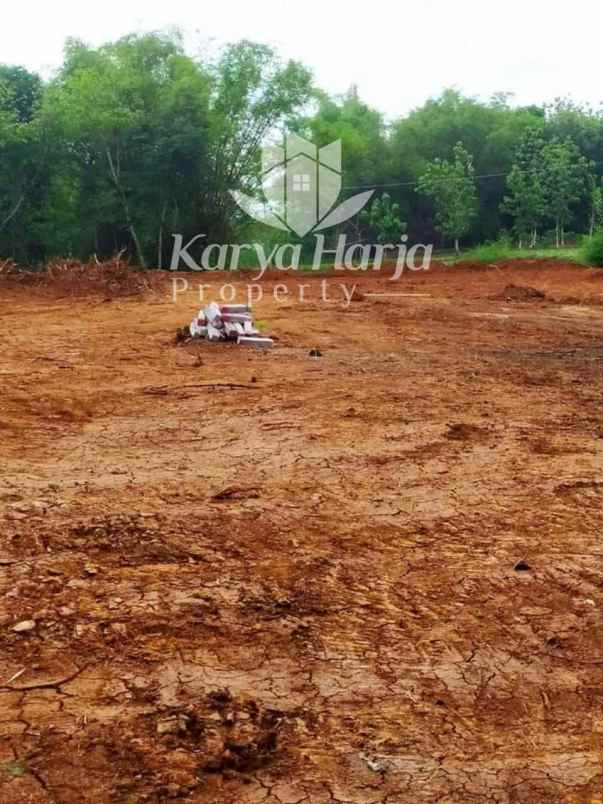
<box><xmin>1</xmin><ymin>260</ymin><xmax>603</xmax><ymax>803</ymax></box>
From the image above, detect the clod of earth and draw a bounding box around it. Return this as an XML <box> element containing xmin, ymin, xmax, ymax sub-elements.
<box><xmin>211</xmin><ymin>486</ymin><xmax>261</xmax><ymax>502</ymax></box>
<box><xmin>446</xmin><ymin>422</ymin><xmax>489</xmax><ymax>441</ymax></box>
<box><xmin>12</xmin><ymin>620</ymin><xmax>36</xmax><ymax>633</ymax></box>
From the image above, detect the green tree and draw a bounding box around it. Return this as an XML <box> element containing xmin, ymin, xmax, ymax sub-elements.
<box><xmin>389</xmin><ymin>89</ymin><xmax>543</xmax><ymax>242</ymax></box>
<box><xmin>4</xmin><ymin>40</ymin><xmax>603</xmax><ymax>264</ymax></box>
<box><xmin>42</xmin><ymin>33</ymin><xmax>216</xmax><ymax>266</ymax></box>
<box><xmin>501</xmin><ymin>130</ymin><xmax>549</xmax><ymax>248</ymax></box>
<box><xmin>416</xmin><ymin>142</ymin><xmax>478</xmax><ymax>252</ymax></box>
<box><xmin>502</xmin><ymin>131</ymin><xmax>592</xmax><ymax>247</ymax></box>
<box><xmin>589</xmin><ymin>177</ymin><xmax>603</xmax><ymax>238</ymax></box>
<box><xmin>4</xmin><ymin>34</ymin><xmax>313</xmax><ymax>265</ymax></box>
<box><xmin>0</xmin><ymin>103</ymin><xmax>26</xmax><ymax>233</ymax></box>
<box><xmin>45</xmin><ymin>35</ymin><xmax>177</xmax><ymax>265</ymax></box>
<box><xmin>541</xmin><ymin>138</ymin><xmax>591</xmax><ymax>247</ymax></box>
<box><xmin>0</xmin><ymin>65</ymin><xmax>42</xmax><ymax>123</ymax></box>
<box><xmin>207</xmin><ymin>40</ymin><xmax>313</xmax><ymax>243</ymax></box>
<box><xmin>361</xmin><ymin>193</ymin><xmax>406</xmax><ymax>244</ymax></box>
<box><xmin>0</xmin><ymin>65</ymin><xmax>45</xmax><ymax>259</ymax></box>
<box><xmin>302</xmin><ymin>85</ymin><xmax>387</xmax><ymax>190</ymax></box>
<box><xmin>546</xmin><ymin>98</ymin><xmax>603</xmax><ymax>166</ymax></box>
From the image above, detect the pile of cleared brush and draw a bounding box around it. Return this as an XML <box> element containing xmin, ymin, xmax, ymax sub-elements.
<box><xmin>0</xmin><ymin>252</ymin><xmax>164</xmax><ymax>298</ymax></box>
<box><xmin>0</xmin><ymin>259</ymin><xmax>21</xmax><ymax>279</ymax></box>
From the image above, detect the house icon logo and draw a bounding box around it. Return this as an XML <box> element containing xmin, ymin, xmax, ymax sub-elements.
<box><xmin>231</xmin><ymin>133</ymin><xmax>374</xmax><ymax>238</ymax></box>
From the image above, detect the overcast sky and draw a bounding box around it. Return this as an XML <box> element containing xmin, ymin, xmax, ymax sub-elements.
<box><xmin>2</xmin><ymin>0</ymin><xmax>600</xmax><ymax>119</ymax></box>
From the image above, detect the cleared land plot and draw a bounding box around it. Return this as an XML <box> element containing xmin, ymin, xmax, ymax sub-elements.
<box><xmin>1</xmin><ymin>260</ymin><xmax>603</xmax><ymax>802</ymax></box>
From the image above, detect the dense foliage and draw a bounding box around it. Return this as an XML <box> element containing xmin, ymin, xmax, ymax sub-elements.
<box><xmin>580</xmin><ymin>230</ymin><xmax>603</xmax><ymax>267</ymax></box>
<box><xmin>416</xmin><ymin>142</ymin><xmax>477</xmax><ymax>252</ymax></box>
<box><xmin>2</xmin><ymin>32</ymin><xmax>603</xmax><ymax>264</ymax></box>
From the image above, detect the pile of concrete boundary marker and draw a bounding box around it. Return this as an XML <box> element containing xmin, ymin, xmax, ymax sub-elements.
<box><xmin>189</xmin><ymin>302</ymin><xmax>274</xmax><ymax>349</ymax></box>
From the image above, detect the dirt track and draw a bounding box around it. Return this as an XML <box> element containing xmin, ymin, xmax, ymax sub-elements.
<box><xmin>1</xmin><ymin>260</ymin><xmax>603</xmax><ymax>803</ymax></box>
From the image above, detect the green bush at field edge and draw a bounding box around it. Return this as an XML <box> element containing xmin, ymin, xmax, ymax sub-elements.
<box><xmin>579</xmin><ymin>231</ymin><xmax>603</xmax><ymax>267</ymax></box>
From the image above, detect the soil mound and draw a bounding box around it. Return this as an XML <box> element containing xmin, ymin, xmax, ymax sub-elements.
<box><xmin>494</xmin><ymin>283</ymin><xmax>547</xmax><ymax>302</ymax></box>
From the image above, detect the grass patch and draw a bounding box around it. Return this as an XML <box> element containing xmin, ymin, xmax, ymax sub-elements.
<box><xmin>459</xmin><ymin>242</ymin><xmax>514</xmax><ymax>262</ymax></box>
<box><xmin>4</xmin><ymin>761</ymin><xmax>26</xmax><ymax>778</ymax></box>
<box><xmin>579</xmin><ymin>231</ymin><xmax>603</xmax><ymax>267</ymax></box>
<box><xmin>441</xmin><ymin>243</ymin><xmax>581</xmax><ymax>265</ymax></box>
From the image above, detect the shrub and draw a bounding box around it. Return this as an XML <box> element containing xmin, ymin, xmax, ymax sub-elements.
<box><xmin>580</xmin><ymin>231</ymin><xmax>603</xmax><ymax>267</ymax></box>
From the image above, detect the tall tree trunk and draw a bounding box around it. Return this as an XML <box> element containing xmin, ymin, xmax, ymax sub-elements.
<box><xmin>555</xmin><ymin>219</ymin><xmax>560</xmax><ymax>249</ymax></box>
<box><xmin>157</xmin><ymin>201</ymin><xmax>168</xmax><ymax>270</ymax></box>
<box><xmin>0</xmin><ymin>194</ymin><xmax>24</xmax><ymax>233</ymax></box>
<box><xmin>105</xmin><ymin>147</ymin><xmax>147</xmax><ymax>268</ymax></box>
<box><xmin>454</xmin><ymin>237</ymin><xmax>460</xmax><ymax>254</ymax></box>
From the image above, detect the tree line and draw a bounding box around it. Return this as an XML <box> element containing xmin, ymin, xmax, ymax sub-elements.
<box><xmin>1</xmin><ymin>31</ymin><xmax>603</xmax><ymax>265</ymax></box>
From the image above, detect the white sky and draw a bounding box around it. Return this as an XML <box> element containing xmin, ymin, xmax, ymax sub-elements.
<box><xmin>2</xmin><ymin>0</ymin><xmax>601</xmax><ymax>119</ymax></box>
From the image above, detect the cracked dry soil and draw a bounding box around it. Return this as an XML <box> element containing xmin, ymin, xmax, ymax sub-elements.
<box><xmin>1</xmin><ymin>260</ymin><xmax>603</xmax><ymax>802</ymax></box>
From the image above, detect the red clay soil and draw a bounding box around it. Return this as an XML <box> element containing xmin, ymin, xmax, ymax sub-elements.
<box><xmin>1</xmin><ymin>259</ymin><xmax>603</xmax><ymax>802</ymax></box>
